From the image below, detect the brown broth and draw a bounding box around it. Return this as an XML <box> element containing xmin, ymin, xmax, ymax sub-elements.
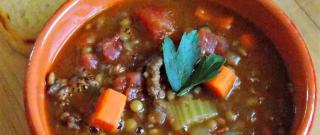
<box><xmin>47</xmin><ymin>0</ymin><xmax>294</xmax><ymax>135</ymax></box>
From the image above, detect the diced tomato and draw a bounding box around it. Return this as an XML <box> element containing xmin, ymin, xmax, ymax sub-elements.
<box><xmin>126</xmin><ymin>72</ymin><xmax>142</xmax><ymax>88</ymax></box>
<box><xmin>112</xmin><ymin>72</ymin><xmax>143</xmax><ymax>101</ymax></box>
<box><xmin>125</xmin><ymin>87</ymin><xmax>140</xmax><ymax>101</ymax></box>
<box><xmin>198</xmin><ymin>27</ymin><xmax>229</xmax><ymax>55</ymax></box>
<box><xmin>113</xmin><ymin>76</ymin><xmax>127</xmax><ymax>92</ymax></box>
<box><xmin>135</xmin><ymin>6</ymin><xmax>175</xmax><ymax>40</ymax></box>
<box><xmin>215</xmin><ymin>36</ymin><xmax>229</xmax><ymax>55</ymax></box>
<box><xmin>81</xmin><ymin>53</ymin><xmax>98</xmax><ymax>70</ymax></box>
<box><xmin>98</xmin><ymin>36</ymin><xmax>123</xmax><ymax>63</ymax></box>
<box><xmin>198</xmin><ymin>28</ymin><xmax>218</xmax><ymax>54</ymax></box>
<box><xmin>239</xmin><ymin>33</ymin><xmax>256</xmax><ymax>51</ymax></box>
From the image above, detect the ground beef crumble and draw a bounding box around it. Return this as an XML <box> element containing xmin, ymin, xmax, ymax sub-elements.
<box><xmin>143</xmin><ymin>56</ymin><xmax>165</xmax><ymax>99</ymax></box>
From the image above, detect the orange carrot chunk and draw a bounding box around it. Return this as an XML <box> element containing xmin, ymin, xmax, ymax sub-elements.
<box><xmin>90</xmin><ymin>89</ymin><xmax>127</xmax><ymax>132</ymax></box>
<box><xmin>211</xmin><ymin>16</ymin><xmax>234</xmax><ymax>30</ymax></box>
<box><xmin>205</xmin><ymin>66</ymin><xmax>237</xmax><ymax>98</ymax></box>
<box><xmin>195</xmin><ymin>7</ymin><xmax>211</xmax><ymax>21</ymax></box>
<box><xmin>239</xmin><ymin>33</ymin><xmax>256</xmax><ymax>51</ymax></box>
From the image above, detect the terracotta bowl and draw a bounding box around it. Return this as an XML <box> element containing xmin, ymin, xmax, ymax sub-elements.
<box><xmin>24</xmin><ymin>0</ymin><xmax>317</xmax><ymax>135</ymax></box>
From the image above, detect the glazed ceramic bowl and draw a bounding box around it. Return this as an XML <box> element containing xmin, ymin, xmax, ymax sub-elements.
<box><xmin>24</xmin><ymin>0</ymin><xmax>317</xmax><ymax>135</ymax></box>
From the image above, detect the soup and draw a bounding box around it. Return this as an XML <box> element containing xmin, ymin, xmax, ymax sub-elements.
<box><xmin>46</xmin><ymin>0</ymin><xmax>294</xmax><ymax>134</ymax></box>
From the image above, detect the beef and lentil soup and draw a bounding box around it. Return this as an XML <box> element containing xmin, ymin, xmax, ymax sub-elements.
<box><xmin>46</xmin><ymin>0</ymin><xmax>294</xmax><ymax>135</ymax></box>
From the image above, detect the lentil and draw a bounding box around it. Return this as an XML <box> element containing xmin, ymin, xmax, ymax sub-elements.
<box><xmin>47</xmin><ymin>72</ymin><xmax>56</xmax><ymax>85</ymax></box>
<box><xmin>125</xmin><ymin>118</ymin><xmax>138</xmax><ymax>133</ymax></box>
<box><xmin>130</xmin><ymin>100</ymin><xmax>144</xmax><ymax>113</ymax></box>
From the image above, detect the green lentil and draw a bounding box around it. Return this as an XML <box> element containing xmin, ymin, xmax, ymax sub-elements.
<box><xmin>246</xmin><ymin>97</ymin><xmax>259</xmax><ymax>107</ymax></box>
<box><xmin>237</xmin><ymin>46</ymin><xmax>248</xmax><ymax>57</ymax></box>
<box><xmin>95</xmin><ymin>73</ymin><xmax>104</xmax><ymax>86</ymax></box>
<box><xmin>205</xmin><ymin>119</ymin><xmax>218</xmax><ymax>131</ymax></box>
<box><xmin>167</xmin><ymin>91</ymin><xmax>176</xmax><ymax>101</ymax></box>
<box><xmin>225</xmin><ymin>111</ymin><xmax>238</xmax><ymax>122</ymax></box>
<box><xmin>124</xmin><ymin>42</ymin><xmax>133</xmax><ymax>51</ymax></box>
<box><xmin>120</xmin><ymin>18</ymin><xmax>131</xmax><ymax>28</ymax></box>
<box><xmin>82</xmin><ymin>46</ymin><xmax>93</xmax><ymax>54</ymax></box>
<box><xmin>125</xmin><ymin>118</ymin><xmax>137</xmax><ymax>133</ymax></box>
<box><xmin>130</xmin><ymin>100</ymin><xmax>144</xmax><ymax>113</ymax></box>
<box><xmin>86</xmin><ymin>35</ymin><xmax>96</xmax><ymax>44</ymax></box>
<box><xmin>47</xmin><ymin>72</ymin><xmax>56</xmax><ymax>85</ymax></box>
<box><xmin>96</xmin><ymin>17</ymin><xmax>106</xmax><ymax>29</ymax></box>
<box><xmin>216</xmin><ymin>117</ymin><xmax>226</xmax><ymax>125</ymax></box>
<box><xmin>119</xmin><ymin>32</ymin><xmax>130</xmax><ymax>41</ymax></box>
<box><xmin>148</xmin><ymin>128</ymin><xmax>161</xmax><ymax>135</ymax></box>
<box><xmin>231</xmin><ymin>41</ymin><xmax>239</xmax><ymax>47</ymax></box>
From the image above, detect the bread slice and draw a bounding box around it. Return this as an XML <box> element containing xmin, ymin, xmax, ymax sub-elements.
<box><xmin>0</xmin><ymin>0</ymin><xmax>65</xmax><ymax>55</ymax></box>
<box><xmin>0</xmin><ymin>0</ymin><xmax>65</xmax><ymax>41</ymax></box>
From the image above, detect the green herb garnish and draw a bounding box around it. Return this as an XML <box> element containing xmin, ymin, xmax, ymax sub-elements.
<box><xmin>177</xmin><ymin>54</ymin><xmax>225</xmax><ymax>96</ymax></box>
<box><xmin>162</xmin><ymin>30</ymin><xmax>226</xmax><ymax>96</ymax></box>
<box><xmin>163</xmin><ymin>30</ymin><xmax>201</xmax><ymax>92</ymax></box>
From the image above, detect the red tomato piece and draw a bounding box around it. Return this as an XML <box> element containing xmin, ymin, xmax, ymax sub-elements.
<box><xmin>135</xmin><ymin>6</ymin><xmax>175</xmax><ymax>40</ymax></box>
<box><xmin>99</xmin><ymin>36</ymin><xmax>123</xmax><ymax>63</ymax></box>
<box><xmin>125</xmin><ymin>87</ymin><xmax>140</xmax><ymax>101</ymax></box>
<box><xmin>198</xmin><ymin>28</ymin><xmax>229</xmax><ymax>55</ymax></box>
<box><xmin>215</xmin><ymin>36</ymin><xmax>229</xmax><ymax>56</ymax></box>
<box><xmin>126</xmin><ymin>72</ymin><xmax>142</xmax><ymax>88</ymax></box>
<box><xmin>81</xmin><ymin>53</ymin><xmax>98</xmax><ymax>70</ymax></box>
<box><xmin>198</xmin><ymin>28</ymin><xmax>218</xmax><ymax>54</ymax></box>
<box><xmin>113</xmin><ymin>72</ymin><xmax>143</xmax><ymax>101</ymax></box>
<box><xmin>113</xmin><ymin>75</ymin><xmax>127</xmax><ymax>92</ymax></box>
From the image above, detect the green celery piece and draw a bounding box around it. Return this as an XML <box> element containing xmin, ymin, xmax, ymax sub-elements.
<box><xmin>162</xmin><ymin>30</ymin><xmax>200</xmax><ymax>92</ymax></box>
<box><xmin>189</xmin><ymin>100</ymin><xmax>197</xmax><ymax>122</ymax></box>
<box><xmin>189</xmin><ymin>100</ymin><xmax>197</xmax><ymax>120</ymax></box>
<box><xmin>205</xmin><ymin>101</ymin><xmax>217</xmax><ymax>118</ymax></box>
<box><xmin>176</xmin><ymin>103</ymin><xmax>185</xmax><ymax>129</ymax></box>
<box><xmin>172</xmin><ymin>104</ymin><xmax>181</xmax><ymax>130</ymax></box>
<box><xmin>197</xmin><ymin>99</ymin><xmax>205</xmax><ymax>116</ymax></box>
<box><xmin>181</xmin><ymin>102</ymin><xmax>188</xmax><ymax>126</ymax></box>
<box><xmin>166</xmin><ymin>98</ymin><xmax>218</xmax><ymax>131</ymax></box>
<box><xmin>194</xmin><ymin>100</ymin><xmax>201</xmax><ymax>117</ymax></box>
<box><xmin>202</xmin><ymin>101</ymin><xmax>209</xmax><ymax>117</ymax></box>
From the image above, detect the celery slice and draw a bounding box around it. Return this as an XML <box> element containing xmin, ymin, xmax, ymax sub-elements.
<box><xmin>166</xmin><ymin>98</ymin><xmax>218</xmax><ymax>131</ymax></box>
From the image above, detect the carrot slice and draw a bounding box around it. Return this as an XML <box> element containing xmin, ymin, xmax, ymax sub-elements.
<box><xmin>211</xmin><ymin>16</ymin><xmax>234</xmax><ymax>30</ymax></box>
<box><xmin>195</xmin><ymin>7</ymin><xmax>211</xmax><ymax>21</ymax></box>
<box><xmin>239</xmin><ymin>33</ymin><xmax>256</xmax><ymax>51</ymax></box>
<box><xmin>195</xmin><ymin>6</ymin><xmax>234</xmax><ymax>30</ymax></box>
<box><xmin>90</xmin><ymin>89</ymin><xmax>127</xmax><ymax>132</ymax></box>
<box><xmin>205</xmin><ymin>66</ymin><xmax>237</xmax><ymax>98</ymax></box>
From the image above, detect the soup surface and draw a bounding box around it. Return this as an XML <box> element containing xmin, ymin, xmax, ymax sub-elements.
<box><xmin>46</xmin><ymin>0</ymin><xmax>294</xmax><ymax>135</ymax></box>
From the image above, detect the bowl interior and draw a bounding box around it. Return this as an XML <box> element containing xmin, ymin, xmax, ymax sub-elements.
<box><xmin>25</xmin><ymin>0</ymin><xmax>317</xmax><ymax>135</ymax></box>
<box><xmin>212</xmin><ymin>1</ymin><xmax>316</xmax><ymax>134</ymax></box>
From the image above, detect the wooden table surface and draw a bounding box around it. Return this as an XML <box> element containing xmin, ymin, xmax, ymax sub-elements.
<box><xmin>0</xmin><ymin>0</ymin><xmax>319</xmax><ymax>134</ymax></box>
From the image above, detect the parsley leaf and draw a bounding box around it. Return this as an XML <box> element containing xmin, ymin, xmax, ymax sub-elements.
<box><xmin>162</xmin><ymin>30</ymin><xmax>201</xmax><ymax>92</ymax></box>
<box><xmin>162</xmin><ymin>29</ymin><xmax>226</xmax><ymax>96</ymax></box>
<box><xmin>162</xmin><ymin>30</ymin><xmax>226</xmax><ymax>96</ymax></box>
<box><xmin>177</xmin><ymin>54</ymin><xmax>226</xmax><ymax>96</ymax></box>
